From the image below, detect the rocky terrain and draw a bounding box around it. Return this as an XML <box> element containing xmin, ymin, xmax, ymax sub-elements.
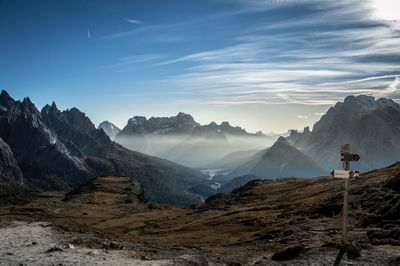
<box><xmin>1</xmin><ymin>162</ymin><xmax>400</xmax><ymax>265</ymax></box>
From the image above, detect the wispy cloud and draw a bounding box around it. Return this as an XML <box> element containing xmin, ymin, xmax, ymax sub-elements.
<box><xmin>123</xmin><ymin>17</ymin><xmax>144</xmax><ymax>25</ymax></box>
<box><xmin>87</xmin><ymin>29</ymin><xmax>91</xmax><ymax>39</ymax></box>
<box><xmin>152</xmin><ymin>1</ymin><xmax>400</xmax><ymax>105</ymax></box>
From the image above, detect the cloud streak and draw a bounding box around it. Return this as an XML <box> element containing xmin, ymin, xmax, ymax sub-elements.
<box><xmin>123</xmin><ymin>17</ymin><xmax>144</xmax><ymax>24</ymax></box>
<box><xmin>153</xmin><ymin>1</ymin><xmax>400</xmax><ymax>105</ymax></box>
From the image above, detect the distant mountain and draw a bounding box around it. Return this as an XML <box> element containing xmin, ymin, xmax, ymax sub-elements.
<box><xmin>0</xmin><ymin>90</ymin><xmax>213</xmax><ymax>207</ymax></box>
<box><xmin>98</xmin><ymin>121</ymin><xmax>121</xmax><ymax>141</ymax></box>
<box><xmin>116</xmin><ymin>113</ymin><xmax>272</xmax><ymax>168</ymax></box>
<box><xmin>0</xmin><ymin>137</ymin><xmax>23</xmax><ymax>184</ymax></box>
<box><xmin>287</xmin><ymin>95</ymin><xmax>400</xmax><ymax>171</ymax></box>
<box><xmin>192</xmin><ymin>121</ymin><xmax>263</xmax><ymax>137</ymax></box>
<box><xmin>229</xmin><ymin>137</ymin><xmax>326</xmax><ymax>179</ymax></box>
<box><xmin>117</xmin><ymin>112</ymin><xmax>264</xmax><ymax>138</ymax></box>
<box><xmin>118</xmin><ymin>112</ymin><xmax>200</xmax><ymax>137</ymax></box>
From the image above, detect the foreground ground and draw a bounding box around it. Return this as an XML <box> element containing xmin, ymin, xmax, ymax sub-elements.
<box><xmin>1</xmin><ymin>163</ymin><xmax>400</xmax><ymax>265</ymax></box>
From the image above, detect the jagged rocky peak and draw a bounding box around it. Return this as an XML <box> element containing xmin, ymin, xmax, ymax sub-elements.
<box><xmin>176</xmin><ymin>112</ymin><xmax>196</xmax><ymax>122</ymax></box>
<box><xmin>61</xmin><ymin>107</ymin><xmax>97</xmax><ymax>134</ymax></box>
<box><xmin>41</xmin><ymin>101</ymin><xmax>60</xmax><ymax>116</ymax></box>
<box><xmin>0</xmin><ymin>90</ymin><xmax>12</xmax><ymax>103</ymax></box>
<box><xmin>342</xmin><ymin>95</ymin><xmax>400</xmax><ymax>112</ymax></box>
<box><xmin>98</xmin><ymin>121</ymin><xmax>121</xmax><ymax>141</ymax></box>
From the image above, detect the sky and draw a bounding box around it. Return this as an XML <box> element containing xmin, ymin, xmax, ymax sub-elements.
<box><xmin>1</xmin><ymin>0</ymin><xmax>400</xmax><ymax>133</ymax></box>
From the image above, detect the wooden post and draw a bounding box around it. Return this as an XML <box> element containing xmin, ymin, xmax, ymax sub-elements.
<box><xmin>343</xmin><ymin>160</ymin><xmax>349</xmax><ymax>247</ymax></box>
<box><xmin>340</xmin><ymin>144</ymin><xmax>351</xmax><ymax>248</ymax></box>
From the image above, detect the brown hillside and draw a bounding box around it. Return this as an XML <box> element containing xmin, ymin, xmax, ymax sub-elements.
<box><xmin>1</xmin><ymin>163</ymin><xmax>400</xmax><ymax>263</ymax></box>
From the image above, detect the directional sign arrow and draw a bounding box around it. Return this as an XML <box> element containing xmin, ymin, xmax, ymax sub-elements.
<box><xmin>331</xmin><ymin>170</ymin><xmax>350</xmax><ymax>178</ymax></box>
<box><xmin>331</xmin><ymin>170</ymin><xmax>360</xmax><ymax>179</ymax></box>
<box><xmin>341</xmin><ymin>153</ymin><xmax>360</xmax><ymax>161</ymax></box>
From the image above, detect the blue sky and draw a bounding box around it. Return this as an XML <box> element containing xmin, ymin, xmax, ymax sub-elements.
<box><xmin>1</xmin><ymin>0</ymin><xmax>400</xmax><ymax>133</ymax></box>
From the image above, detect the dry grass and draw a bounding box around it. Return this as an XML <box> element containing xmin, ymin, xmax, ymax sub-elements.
<box><xmin>1</xmin><ymin>163</ymin><xmax>399</xmax><ymax>262</ymax></box>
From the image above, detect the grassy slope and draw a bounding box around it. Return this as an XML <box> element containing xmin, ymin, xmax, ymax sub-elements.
<box><xmin>1</xmin><ymin>162</ymin><xmax>399</xmax><ymax>261</ymax></box>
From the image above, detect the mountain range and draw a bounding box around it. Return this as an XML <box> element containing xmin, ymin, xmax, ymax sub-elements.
<box><xmin>98</xmin><ymin>94</ymin><xmax>400</xmax><ymax>185</ymax></box>
<box><xmin>2</xmin><ymin>90</ymin><xmax>399</xmax><ymax>206</ymax></box>
<box><xmin>0</xmin><ymin>90</ymin><xmax>213</xmax><ymax>207</ymax></box>
<box><xmin>114</xmin><ymin>113</ymin><xmax>276</xmax><ymax>168</ymax></box>
<box><xmin>186</xmin><ymin>95</ymin><xmax>400</xmax><ymax>184</ymax></box>
<box><xmin>117</xmin><ymin>112</ymin><xmax>263</xmax><ymax>137</ymax></box>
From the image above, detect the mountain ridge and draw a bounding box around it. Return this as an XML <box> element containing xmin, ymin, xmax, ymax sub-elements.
<box><xmin>0</xmin><ymin>90</ymin><xmax>212</xmax><ymax>206</ymax></box>
<box><xmin>287</xmin><ymin>95</ymin><xmax>400</xmax><ymax>171</ymax></box>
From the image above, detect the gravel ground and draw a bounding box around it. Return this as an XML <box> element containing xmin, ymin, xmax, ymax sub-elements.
<box><xmin>1</xmin><ymin>220</ymin><xmax>400</xmax><ymax>266</ymax></box>
<box><xmin>0</xmin><ymin>220</ymin><xmax>172</xmax><ymax>266</ymax></box>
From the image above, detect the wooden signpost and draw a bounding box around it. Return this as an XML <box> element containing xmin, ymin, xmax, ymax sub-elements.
<box><xmin>331</xmin><ymin>144</ymin><xmax>360</xmax><ymax>247</ymax></box>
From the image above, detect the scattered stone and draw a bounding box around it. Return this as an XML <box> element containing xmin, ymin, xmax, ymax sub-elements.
<box><xmin>6</xmin><ymin>252</ymin><xmax>14</xmax><ymax>255</ymax></box>
<box><xmin>109</xmin><ymin>241</ymin><xmax>124</xmax><ymax>250</ymax></box>
<box><xmin>271</xmin><ymin>245</ymin><xmax>304</xmax><ymax>261</ymax></box>
<box><xmin>32</xmin><ymin>241</ymin><xmax>38</xmax><ymax>246</ymax></box>
<box><xmin>66</xmin><ymin>243</ymin><xmax>75</xmax><ymax>249</ymax></box>
<box><xmin>45</xmin><ymin>247</ymin><xmax>63</xmax><ymax>253</ymax></box>
<box><xmin>88</xmin><ymin>250</ymin><xmax>100</xmax><ymax>255</ymax></box>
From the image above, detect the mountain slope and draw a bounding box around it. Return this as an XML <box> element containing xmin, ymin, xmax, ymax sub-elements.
<box><xmin>2</xmin><ymin>162</ymin><xmax>400</xmax><ymax>264</ymax></box>
<box><xmin>0</xmin><ymin>91</ymin><xmax>89</xmax><ymax>190</ymax></box>
<box><xmin>229</xmin><ymin>137</ymin><xmax>326</xmax><ymax>179</ymax></box>
<box><xmin>288</xmin><ymin>95</ymin><xmax>400</xmax><ymax>171</ymax></box>
<box><xmin>0</xmin><ymin>137</ymin><xmax>23</xmax><ymax>184</ymax></box>
<box><xmin>206</xmin><ymin>149</ymin><xmax>260</xmax><ymax>174</ymax></box>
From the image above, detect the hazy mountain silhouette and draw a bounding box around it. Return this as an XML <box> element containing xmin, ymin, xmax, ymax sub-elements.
<box><xmin>229</xmin><ymin>137</ymin><xmax>326</xmax><ymax>179</ymax></box>
<box><xmin>115</xmin><ymin>113</ymin><xmax>273</xmax><ymax>168</ymax></box>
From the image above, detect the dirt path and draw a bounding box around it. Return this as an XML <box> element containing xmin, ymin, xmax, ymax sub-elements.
<box><xmin>0</xmin><ymin>220</ymin><xmax>174</xmax><ymax>266</ymax></box>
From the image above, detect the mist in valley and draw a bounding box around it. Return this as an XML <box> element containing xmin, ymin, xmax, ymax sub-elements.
<box><xmin>115</xmin><ymin>134</ymin><xmax>278</xmax><ymax>170</ymax></box>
